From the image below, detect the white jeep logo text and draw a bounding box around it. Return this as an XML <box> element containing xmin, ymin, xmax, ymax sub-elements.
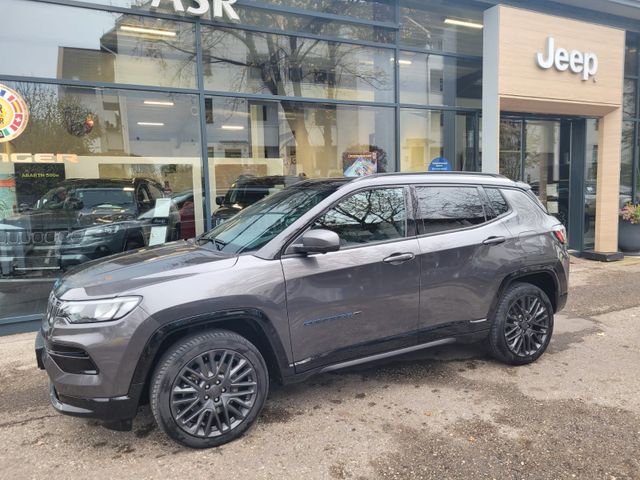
<box><xmin>536</xmin><ymin>37</ymin><xmax>598</xmax><ymax>81</ymax></box>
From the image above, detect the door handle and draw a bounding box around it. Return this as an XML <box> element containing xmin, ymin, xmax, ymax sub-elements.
<box><xmin>482</xmin><ymin>236</ymin><xmax>506</xmax><ymax>246</ymax></box>
<box><xmin>383</xmin><ymin>253</ymin><xmax>415</xmax><ymax>264</ymax></box>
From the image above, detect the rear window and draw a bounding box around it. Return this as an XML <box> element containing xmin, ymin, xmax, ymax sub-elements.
<box><xmin>526</xmin><ymin>190</ymin><xmax>548</xmax><ymax>213</ymax></box>
<box><xmin>415</xmin><ymin>186</ymin><xmax>487</xmax><ymax>235</ymax></box>
<box><xmin>485</xmin><ymin>188</ymin><xmax>510</xmax><ymax>218</ymax></box>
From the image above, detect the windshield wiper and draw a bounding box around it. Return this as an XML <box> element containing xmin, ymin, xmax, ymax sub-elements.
<box><xmin>198</xmin><ymin>236</ymin><xmax>227</xmax><ymax>251</ymax></box>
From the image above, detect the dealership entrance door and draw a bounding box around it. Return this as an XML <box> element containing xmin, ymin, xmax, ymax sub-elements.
<box><xmin>499</xmin><ymin>115</ymin><xmax>599</xmax><ymax>251</ymax></box>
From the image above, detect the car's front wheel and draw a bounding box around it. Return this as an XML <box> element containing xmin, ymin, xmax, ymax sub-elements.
<box><xmin>150</xmin><ymin>330</ymin><xmax>269</xmax><ymax>448</ymax></box>
<box><xmin>487</xmin><ymin>282</ymin><xmax>554</xmax><ymax>365</ymax></box>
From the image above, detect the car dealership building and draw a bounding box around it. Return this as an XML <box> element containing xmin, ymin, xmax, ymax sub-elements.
<box><xmin>1</xmin><ymin>0</ymin><xmax>639</xmax><ymax>335</ymax></box>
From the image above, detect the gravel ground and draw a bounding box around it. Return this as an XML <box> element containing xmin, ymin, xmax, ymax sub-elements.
<box><xmin>0</xmin><ymin>256</ymin><xmax>639</xmax><ymax>480</ymax></box>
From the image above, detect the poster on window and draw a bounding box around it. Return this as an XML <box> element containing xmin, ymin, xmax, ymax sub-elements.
<box><xmin>0</xmin><ymin>175</ymin><xmax>17</xmax><ymax>220</ymax></box>
<box><xmin>343</xmin><ymin>152</ymin><xmax>378</xmax><ymax>177</ymax></box>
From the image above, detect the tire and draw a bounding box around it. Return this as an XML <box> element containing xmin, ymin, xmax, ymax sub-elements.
<box><xmin>124</xmin><ymin>238</ymin><xmax>143</xmax><ymax>251</ymax></box>
<box><xmin>487</xmin><ymin>282</ymin><xmax>554</xmax><ymax>365</ymax></box>
<box><xmin>150</xmin><ymin>330</ymin><xmax>269</xmax><ymax>449</ymax></box>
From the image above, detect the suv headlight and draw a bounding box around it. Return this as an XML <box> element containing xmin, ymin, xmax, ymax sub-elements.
<box><xmin>66</xmin><ymin>224</ymin><xmax>123</xmax><ymax>244</ymax></box>
<box><xmin>58</xmin><ymin>296</ymin><xmax>141</xmax><ymax>324</ymax></box>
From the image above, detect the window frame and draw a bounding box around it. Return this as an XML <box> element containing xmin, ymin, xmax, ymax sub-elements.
<box><xmin>283</xmin><ymin>184</ymin><xmax>413</xmax><ymax>255</ymax></box>
<box><xmin>411</xmin><ymin>183</ymin><xmax>499</xmax><ymax>239</ymax></box>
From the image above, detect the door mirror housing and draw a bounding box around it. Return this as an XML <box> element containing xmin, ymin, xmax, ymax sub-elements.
<box><xmin>293</xmin><ymin>229</ymin><xmax>340</xmax><ymax>255</ymax></box>
<box><xmin>215</xmin><ymin>195</ymin><xmax>225</xmax><ymax>206</ymax></box>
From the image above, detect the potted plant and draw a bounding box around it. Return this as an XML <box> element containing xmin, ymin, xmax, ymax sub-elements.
<box><xmin>619</xmin><ymin>202</ymin><xmax>640</xmax><ymax>253</ymax></box>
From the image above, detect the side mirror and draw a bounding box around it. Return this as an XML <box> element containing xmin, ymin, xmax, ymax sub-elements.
<box><xmin>215</xmin><ymin>195</ymin><xmax>225</xmax><ymax>206</ymax></box>
<box><xmin>293</xmin><ymin>229</ymin><xmax>340</xmax><ymax>255</ymax></box>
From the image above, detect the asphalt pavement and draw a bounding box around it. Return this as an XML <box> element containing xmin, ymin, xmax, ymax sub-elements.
<box><xmin>0</xmin><ymin>256</ymin><xmax>639</xmax><ymax>479</ymax></box>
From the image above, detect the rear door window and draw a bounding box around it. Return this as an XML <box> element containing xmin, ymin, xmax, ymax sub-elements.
<box><xmin>484</xmin><ymin>188</ymin><xmax>510</xmax><ymax>219</ymax></box>
<box><xmin>415</xmin><ymin>186</ymin><xmax>487</xmax><ymax>235</ymax></box>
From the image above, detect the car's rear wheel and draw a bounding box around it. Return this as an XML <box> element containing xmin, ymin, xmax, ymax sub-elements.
<box><xmin>487</xmin><ymin>282</ymin><xmax>554</xmax><ymax>365</ymax></box>
<box><xmin>150</xmin><ymin>330</ymin><xmax>269</xmax><ymax>448</ymax></box>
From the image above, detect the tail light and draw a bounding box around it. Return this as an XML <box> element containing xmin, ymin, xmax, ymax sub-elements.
<box><xmin>552</xmin><ymin>225</ymin><xmax>567</xmax><ymax>245</ymax></box>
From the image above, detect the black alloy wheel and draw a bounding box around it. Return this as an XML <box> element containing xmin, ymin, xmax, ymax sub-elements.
<box><xmin>150</xmin><ymin>330</ymin><xmax>268</xmax><ymax>448</ymax></box>
<box><xmin>487</xmin><ymin>282</ymin><xmax>555</xmax><ymax>365</ymax></box>
<box><xmin>170</xmin><ymin>349</ymin><xmax>258</xmax><ymax>438</ymax></box>
<box><xmin>504</xmin><ymin>295</ymin><xmax>551</xmax><ymax>357</ymax></box>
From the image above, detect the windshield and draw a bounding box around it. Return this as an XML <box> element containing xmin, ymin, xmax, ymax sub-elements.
<box><xmin>75</xmin><ymin>189</ymin><xmax>135</xmax><ymax>209</ymax></box>
<box><xmin>36</xmin><ymin>187</ymin><xmax>134</xmax><ymax>210</ymax></box>
<box><xmin>202</xmin><ymin>183</ymin><xmax>339</xmax><ymax>254</ymax></box>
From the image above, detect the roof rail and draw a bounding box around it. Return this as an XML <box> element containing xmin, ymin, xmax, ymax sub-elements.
<box><xmin>352</xmin><ymin>171</ymin><xmax>508</xmax><ymax>181</ymax></box>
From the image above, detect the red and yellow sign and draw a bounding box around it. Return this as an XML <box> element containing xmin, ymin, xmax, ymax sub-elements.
<box><xmin>0</xmin><ymin>84</ymin><xmax>29</xmax><ymax>143</ymax></box>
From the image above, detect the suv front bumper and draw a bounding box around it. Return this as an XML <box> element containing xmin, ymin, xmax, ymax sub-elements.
<box><xmin>35</xmin><ymin>331</ymin><xmax>143</xmax><ymax>423</ymax></box>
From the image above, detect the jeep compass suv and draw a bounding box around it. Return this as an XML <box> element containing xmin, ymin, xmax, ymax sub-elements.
<box><xmin>36</xmin><ymin>173</ymin><xmax>569</xmax><ymax>448</ymax></box>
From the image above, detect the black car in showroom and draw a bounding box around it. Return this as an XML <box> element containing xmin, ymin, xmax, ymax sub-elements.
<box><xmin>0</xmin><ymin>178</ymin><xmax>179</xmax><ymax>276</ymax></box>
<box><xmin>212</xmin><ymin>175</ymin><xmax>302</xmax><ymax>226</ymax></box>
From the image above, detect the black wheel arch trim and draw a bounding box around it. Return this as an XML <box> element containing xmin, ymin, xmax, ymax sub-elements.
<box><xmin>489</xmin><ymin>265</ymin><xmax>564</xmax><ymax>321</ymax></box>
<box><xmin>128</xmin><ymin>308</ymin><xmax>294</xmax><ymax>402</ymax></box>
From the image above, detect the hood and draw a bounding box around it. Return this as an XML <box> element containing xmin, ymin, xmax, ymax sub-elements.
<box><xmin>1</xmin><ymin>207</ymin><xmax>136</xmax><ymax>233</ymax></box>
<box><xmin>55</xmin><ymin>240</ymin><xmax>238</xmax><ymax>299</ymax></box>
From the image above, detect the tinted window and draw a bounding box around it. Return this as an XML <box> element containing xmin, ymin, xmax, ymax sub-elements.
<box><xmin>485</xmin><ymin>188</ymin><xmax>510</xmax><ymax>218</ymax></box>
<box><xmin>314</xmin><ymin>188</ymin><xmax>406</xmax><ymax>247</ymax></box>
<box><xmin>416</xmin><ymin>186</ymin><xmax>486</xmax><ymax>234</ymax></box>
<box><xmin>203</xmin><ymin>183</ymin><xmax>339</xmax><ymax>254</ymax></box>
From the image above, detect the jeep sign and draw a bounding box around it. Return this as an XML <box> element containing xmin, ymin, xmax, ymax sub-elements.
<box><xmin>150</xmin><ymin>0</ymin><xmax>240</xmax><ymax>20</ymax></box>
<box><xmin>536</xmin><ymin>37</ymin><xmax>598</xmax><ymax>81</ymax></box>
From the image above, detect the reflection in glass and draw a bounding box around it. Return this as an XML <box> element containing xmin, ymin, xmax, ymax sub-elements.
<box><xmin>401</xmin><ymin>109</ymin><xmax>476</xmax><ymax>173</ymax></box>
<box><xmin>399</xmin><ymin>52</ymin><xmax>482</xmax><ymax>108</ymax></box>
<box><xmin>415</xmin><ymin>186</ymin><xmax>485</xmax><ymax>234</ymax></box>
<box><xmin>1</xmin><ymin>0</ymin><xmax>197</xmax><ymax>88</ymax></box>
<box><xmin>244</xmin><ymin>0</ymin><xmax>394</xmax><ymax>21</ymax></box>
<box><xmin>499</xmin><ymin>119</ymin><xmax>523</xmax><ymax>180</ymax></box>
<box><xmin>314</xmin><ymin>188</ymin><xmax>406</xmax><ymax>246</ymax></box>
<box><xmin>206</xmin><ymin>97</ymin><xmax>394</xmax><ymax>224</ymax></box>
<box><xmin>583</xmin><ymin>120</ymin><xmax>599</xmax><ymax>249</ymax></box>
<box><xmin>232</xmin><ymin>5</ymin><xmax>394</xmax><ymax>43</ymax></box>
<box><xmin>621</xmin><ymin>121</ymin><xmax>635</xmax><ymax>205</ymax></box>
<box><xmin>625</xmin><ymin>32</ymin><xmax>639</xmax><ymax>75</ymax></box>
<box><xmin>399</xmin><ymin>0</ymin><xmax>484</xmax><ymax>56</ymax></box>
<box><xmin>624</xmin><ymin>79</ymin><xmax>637</xmax><ymax>119</ymax></box>
<box><xmin>201</xmin><ymin>27</ymin><xmax>395</xmax><ymax>102</ymax></box>
<box><xmin>0</xmin><ymin>82</ymin><xmax>204</xmax><ymax>288</ymax></box>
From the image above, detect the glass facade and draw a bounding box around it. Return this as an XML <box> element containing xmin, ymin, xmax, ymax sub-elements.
<box><xmin>0</xmin><ymin>0</ymin><xmax>483</xmax><ymax>324</ymax></box>
<box><xmin>622</xmin><ymin>32</ymin><xmax>640</xmax><ymax>205</ymax></box>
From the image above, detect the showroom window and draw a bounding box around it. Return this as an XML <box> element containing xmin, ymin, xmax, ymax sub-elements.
<box><xmin>200</xmin><ymin>27</ymin><xmax>395</xmax><ymax>102</ymax></box>
<box><xmin>206</xmin><ymin>96</ymin><xmax>395</xmax><ymax>220</ymax></box>
<box><xmin>400</xmin><ymin>109</ymin><xmax>477</xmax><ymax>172</ymax></box>
<box><xmin>622</xmin><ymin>32</ymin><xmax>640</xmax><ymax>204</ymax></box>
<box><xmin>0</xmin><ymin>0</ymin><xmax>197</xmax><ymax>89</ymax></box>
<box><xmin>0</xmin><ymin>0</ymin><xmax>484</xmax><ymax>331</ymax></box>
<box><xmin>399</xmin><ymin>0</ymin><xmax>484</xmax><ymax>56</ymax></box>
<box><xmin>0</xmin><ymin>81</ymin><xmax>204</xmax><ymax>320</ymax></box>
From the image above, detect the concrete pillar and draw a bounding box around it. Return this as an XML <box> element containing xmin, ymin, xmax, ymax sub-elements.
<box><xmin>481</xmin><ymin>6</ymin><xmax>500</xmax><ymax>174</ymax></box>
<box><xmin>595</xmin><ymin>108</ymin><xmax>622</xmax><ymax>253</ymax></box>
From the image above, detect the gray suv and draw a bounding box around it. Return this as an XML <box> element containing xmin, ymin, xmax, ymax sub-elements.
<box><xmin>35</xmin><ymin>173</ymin><xmax>569</xmax><ymax>449</ymax></box>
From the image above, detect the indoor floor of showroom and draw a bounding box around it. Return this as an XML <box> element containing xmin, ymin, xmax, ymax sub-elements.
<box><xmin>1</xmin><ymin>257</ymin><xmax>639</xmax><ymax>479</ymax></box>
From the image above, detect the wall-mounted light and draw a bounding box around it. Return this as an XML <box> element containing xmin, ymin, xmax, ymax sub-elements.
<box><xmin>221</xmin><ymin>125</ymin><xmax>245</xmax><ymax>131</ymax></box>
<box><xmin>390</xmin><ymin>58</ymin><xmax>413</xmax><ymax>65</ymax></box>
<box><xmin>120</xmin><ymin>25</ymin><xmax>177</xmax><ymax>38</ymax></box>
<box><xmin>137</xmin><ymin>122</ymin><xmax>165</xmax><ymax>126</ymax></box>
<box><xmin>444</xmin><ymin>18</ymin><xmax>483</xmax><ymax>29</ymax></box>
<box><xmin>143</xmin><ymin>100</ymin><xmax>175</xmax><ymax>107</ymax></box>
